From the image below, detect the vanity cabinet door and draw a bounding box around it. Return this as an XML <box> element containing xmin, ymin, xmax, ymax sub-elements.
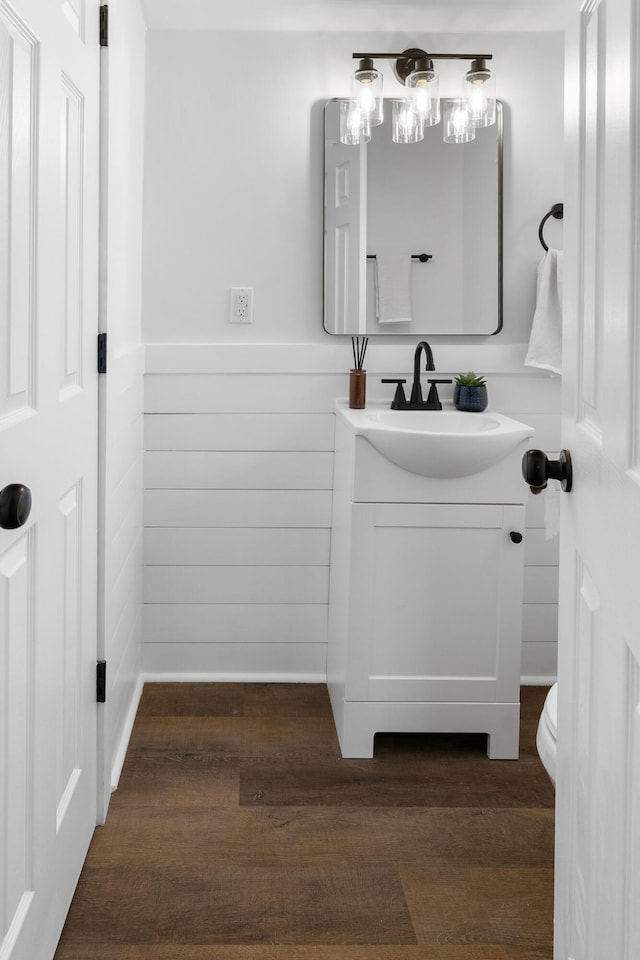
<box><xmin>345</xmin><ymin>502</ymin><xmax>525</xmax><ymax>703</ymax></box>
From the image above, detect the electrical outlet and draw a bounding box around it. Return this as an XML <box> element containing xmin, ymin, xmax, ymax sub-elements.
<box><xmin>229</xmin><ymin>287</ymin><xmax>253</xmax><ymax>324</ymax></box>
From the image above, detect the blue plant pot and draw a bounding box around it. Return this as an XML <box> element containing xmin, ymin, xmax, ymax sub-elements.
<box><xmin>454</xmin><ymin>384</ymin><xmax>488</xmax><ymax>412</ymax></box>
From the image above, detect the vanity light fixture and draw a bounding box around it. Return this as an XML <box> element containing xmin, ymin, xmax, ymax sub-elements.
<box><xmin>345</xmin><ymin>48</ymin><xmax>495</xmax><ymax>145</ymax></box>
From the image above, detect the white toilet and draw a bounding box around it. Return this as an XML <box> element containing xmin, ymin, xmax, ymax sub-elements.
<box><xmin>536</xmin><ymin>682</ymin><xmax>558</xmax><ymax>786</ymax></box>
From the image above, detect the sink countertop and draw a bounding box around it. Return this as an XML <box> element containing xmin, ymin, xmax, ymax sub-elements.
<box><xmin>335</xmin><ymin>400</ymin><xmax>535</xmax><ymax>479</ymax></box>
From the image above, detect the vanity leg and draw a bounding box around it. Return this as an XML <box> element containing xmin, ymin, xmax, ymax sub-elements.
<box><xmin>486</xmin><ymin>705</ymin><xmax>521</xmax><ymax>760</ymax></box>
<box><xmin>337</xmin><ymin>704</ymin><xmax>376</xmax><ymax>758</ymax></box>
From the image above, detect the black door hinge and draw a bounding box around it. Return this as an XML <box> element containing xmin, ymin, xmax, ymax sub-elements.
<box><xmin>97</xmin><ymin>660</ymin><xmax>107</xmax><ymax>703</ymax></box>
<box><xmin>97</xmin><ymin>332</ymin><xmax>107</xmax><ymax>373</ymax></box>
<box><xmin>99</xmin><ymin>5</ymin><xmax>108</xmax><ymax>47</ymax></box>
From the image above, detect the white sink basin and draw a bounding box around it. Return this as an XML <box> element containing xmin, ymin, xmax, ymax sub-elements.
<box><xmin>337</xmin><ymin>402</ymin><xmax>534</xmax><ymax>478</ymax></box>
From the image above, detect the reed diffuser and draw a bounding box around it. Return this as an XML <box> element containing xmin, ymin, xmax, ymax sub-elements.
<box><xmin>350</xmin><ymin>337</ymin><xmax>368</xmax><ymax>409</ymax></box>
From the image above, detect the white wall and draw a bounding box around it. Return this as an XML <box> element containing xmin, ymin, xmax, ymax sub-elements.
<box><xmin>141</xmin><ymin>27</ymin><xmax>563</xmax><ymax>683</ymax></box>
<box><xmin>99</xmin><ymin>0</ymin><xmax>146</xmax><ymax>817</ymax></box>
<box><xmin>142</xmin><ymin>30</ymin><xmax>563</xmax><ymax>344</ymax></box>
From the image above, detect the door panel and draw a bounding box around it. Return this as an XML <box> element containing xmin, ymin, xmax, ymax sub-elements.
<box><xmin>0</xmin><ymin>6</ymin><xmax>37</xmax><ymax>421</ymax></box>
<box><xmin>559</xmin><ymin>1</ymin><xmax>640</xmax><ymax>957</ymax></box>
<box><xmin>0</xmin><ymin>532</ymin><xmax>35</xmax><ymax>951</ymax></box>
<box><xmin>56</xmin><ymin>483</ymin><xmax>83</xmax><ymax>824</ymax></box>
<box><xmin>0</xmin><ymin>1</ymin><xmax>100</xmax><ymax>958</ymax></box>
<box><xmin>60</xmin><ymin>74</ymin><xmax>85</xmax><ymax>398</ymax></box>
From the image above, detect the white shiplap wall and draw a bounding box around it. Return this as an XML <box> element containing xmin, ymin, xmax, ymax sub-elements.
<box><xmin>143</xmin><ymin>344</ymin><xmax>560</xmax><ymax>683</ymax></box>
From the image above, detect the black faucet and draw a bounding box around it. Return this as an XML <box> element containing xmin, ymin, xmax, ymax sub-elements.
<box><xmin>381</xmin><ymin>340</ymin><xmax>452</xmax><ymax>410</ymax></box>
<box><xmin>410</xmin><ymin>341</ymin><xmax>435</xmax><ymax>403</ymax></box>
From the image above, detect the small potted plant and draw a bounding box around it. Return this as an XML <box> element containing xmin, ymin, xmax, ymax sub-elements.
<box><xmin>454</xmin><ymin>372</ymin><xmax>488</xmax><ymax>412</ymax></box>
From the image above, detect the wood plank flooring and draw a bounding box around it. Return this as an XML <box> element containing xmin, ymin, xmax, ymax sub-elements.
<box><xmin>54</xmin><ymin>684</ymin><xmax>555</xmax><ymax>960</ymax></box>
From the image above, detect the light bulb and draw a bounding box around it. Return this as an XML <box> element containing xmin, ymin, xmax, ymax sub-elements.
<box><xmin>443</xmin><ymin>98</ymin><xmax>475</xmax><ymax>144</ymax></box>
<box><xmin>406</xmin><ymin>59</ymin><xmax>440</xmax><ymax>126</ymax></box>
<box><xmin>339</xmin><ymin>100</ymin><xmax>371</xmax><ymax>145</ymax></box>
<box><xmin>351</xmin><ymin>58</ymin><xmax>384</xmax><ymax>126</ymax></box>
<box><xmin>391</xmin><ymin>99</ymin><xmax>424</xmax><ymax>144</ymax></box>
<box><xmin>463</xmin><ymin>59</ymin><xmax>496</xmax><ymax>127</ymax></box>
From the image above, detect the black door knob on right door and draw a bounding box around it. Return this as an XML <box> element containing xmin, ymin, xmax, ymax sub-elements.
<box><xmin>522</xmin><ymin>449</ymin><xmax>573</xmax><ymax>494</ymax></box>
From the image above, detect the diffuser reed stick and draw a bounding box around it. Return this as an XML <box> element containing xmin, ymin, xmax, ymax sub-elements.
<box><xmin>351</xmin><ymin>336</ymin><xmax>368</xmax><ymax>370</ymax></box>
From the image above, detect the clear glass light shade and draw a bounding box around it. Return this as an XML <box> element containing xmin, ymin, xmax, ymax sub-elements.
<box><xmin>339</xmin><ymin>100</ymin><xmax>371</xmax><ymax>145</ymax></box>
<box><xmin>443</xmin><ymin>98</ymin><xmax>476</xmax><ymax>144</ymax></box>
<box><xmin>351</xmin><ymin>65</ymin><xmax>384</xmax><ymax>126</ymax></box>
<box><xmin>391</xmin><ymin>99</ymin><xmax>424</xmax><ymax>144</ymax></box>
<box><xmin>463</xmin><ymin>66</ymin><xmax>496</xmax><ymax>127</ymax></box>
<box><xmin>406</xmin><ymin>69</ymin><xmax>440</xmax><ymax>126</ymax></box>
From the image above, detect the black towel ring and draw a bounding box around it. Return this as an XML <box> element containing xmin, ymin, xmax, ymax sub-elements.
<box><xmin>538</xmin><ymin>202</ymin><xmax>564</xmax><ymax>251</ymax></box>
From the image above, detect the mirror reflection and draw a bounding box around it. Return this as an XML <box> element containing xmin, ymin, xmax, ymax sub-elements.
<box><xmin>323</xmin><ymin>98</ymin><xmax>503</xmax><ymax>336</ymax></box>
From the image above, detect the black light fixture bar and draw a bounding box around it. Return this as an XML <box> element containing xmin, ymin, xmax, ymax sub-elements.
<box><xmin>352</xmin><ymin>52</ymin><xmax>493</xmax><ymax>61</ymax></box>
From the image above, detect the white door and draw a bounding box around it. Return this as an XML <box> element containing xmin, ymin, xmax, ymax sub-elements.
<box><xmin>0</xmin><ymin>1</ymin><xmax>100</xmax><ymax>958</ymax></box>
<box><xmin>556</xmin><ymin>0</ymin><xmax>640</xmax><ymax>956</ymax></box>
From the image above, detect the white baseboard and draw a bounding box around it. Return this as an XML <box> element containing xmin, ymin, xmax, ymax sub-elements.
<box><xmin>141</xmin><ymin>672</ymin><xmax>327</xmax><ymax>684</ymax></box>
<box><xmin>110</xmin><ymin>675</ymin><xmax>145</xmax><ymax>792</ymax></box>
<box><xmin>142</xmin><ymin>672</ymin><xmax>553</xmax><ymax>687</ymax></box>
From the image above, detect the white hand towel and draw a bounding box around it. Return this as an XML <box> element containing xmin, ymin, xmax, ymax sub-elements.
<box><xmin>375</xmin><ymin>252</ymin><xmax>413</xmax><ymax>323</ymax></box>
<box><xmin>525</xmin><ymin>248</ymin><xmax>563</xmax><ymax>375</ymax></box>
<box><xmin>544</xmin><ymin>483</ymin><xmax>560</xmax><ymax>540</ymax></box>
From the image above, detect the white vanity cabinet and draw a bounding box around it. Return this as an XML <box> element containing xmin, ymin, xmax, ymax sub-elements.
<box><xmin>327</xmin><ymin>405</ymin><xmax>532</xmax><ymax>760</ymax></box>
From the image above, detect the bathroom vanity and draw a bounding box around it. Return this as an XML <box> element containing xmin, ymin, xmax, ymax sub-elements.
<box><xmin>327</xmin><ymin>401</ymin><xmax>534</xmax><ymax>759</ymax></box>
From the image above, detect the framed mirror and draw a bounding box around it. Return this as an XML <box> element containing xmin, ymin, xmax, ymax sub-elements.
<box><xmin>323</xmin><ymin>98</ymin><xmax>503</xmax><ymax>336</ymax></box>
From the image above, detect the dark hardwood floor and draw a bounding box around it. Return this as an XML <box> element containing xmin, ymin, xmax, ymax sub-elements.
<box><xmin>54</xmin><ymin>684</ymin><xmax>555</xmax><ymax>960</ymax></box>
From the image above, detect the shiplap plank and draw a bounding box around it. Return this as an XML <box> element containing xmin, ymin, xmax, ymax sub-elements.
<box><xmin>514</xmin><ymin>413</ymin><xmax>561</xmax><ymax>451</ymax></box>
<box><xmin>142</xmin><ymin>641</ymin><xmax>328</xmax><ymax>679</ymax></box>
<box><xmin>523</xmin><ymin>567</ymin><xmax>560</xmax><ymax>604</ymax></box>
<box><xmin>144</xmin><ymin>528</ymin><xmax>331</xmax><ymax>566</ymax></box>
<box><xmin>143</xmin><ymin>565</ymin><xmax>329</xmax><ymax>604</ymax></box>
<box><xmin>143</xmin><ymin>603</ymin><xmax>327</xmax><ymax>645</ymax></box>
<box><xmin>524</xmin><ymin>529</ymin><xmax>560</xmax><ymax>566</ymax></box>
<box><xmin>145</xmin><ymin>372</ymin><xmax>561</xmax><ymax>416</ymax></box>
<box><xmin>521</xmin><ymin>641</ymin><xmax>558</xmax><ymax>681</ymax></box>
<box><xmin>487</xmin><ymin>376</ymin><xmax>561</xmax><ymax>414</ymax></box>
<box><xmin>144</xmin><ymin>451</ymin><xmax>334</xmax><ymax>490</ymax></box>
<box><xmin>144</xmin><ymin>490</ymin><xmax>332</xmax><ymax>527</ymax></box>
<box><xmin>144</xmin><ymin>374</ymin><xmax>346</xmax><ymax>414</ymax></box>
<box><xmin>144</xmin><ymin>413</ymin><xmax>336</xmax><ymax>451</ymax></box>
<box><xmin>522</xmin><ymin>603</ymin><xmax>559</xmax><ymax>644</ymax></box>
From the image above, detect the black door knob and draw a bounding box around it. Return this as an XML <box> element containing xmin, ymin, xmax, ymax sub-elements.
<box><xmin>522</xmin><ymin>449</ymin><xmax>573</xmax><ymax>493</ymax></box>
<box><xmin>510</xmin><ymin>531</ymin><xmax>523</xmax><ymax>544</ymax></box>
<box><xmin>0</xmin><ymin>484</ymin><xmax>32</xmax><ymax>529</ymax></box>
